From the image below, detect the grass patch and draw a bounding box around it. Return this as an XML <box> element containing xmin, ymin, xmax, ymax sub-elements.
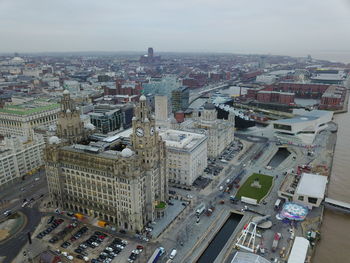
<box><xmin>155</xmin><ymin>201</ymin><xmax>167</xmax><ymax>209</ymax></box>
<box><xmin>236</xmin><ymin>173</ymin><xmax>273</xmax><ymax>202</ymax></box>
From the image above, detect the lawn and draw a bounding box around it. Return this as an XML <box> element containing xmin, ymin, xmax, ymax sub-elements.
<box><xmin>236</xmin><ymin>173</ymin><xmax>273</xmax><ymax>203</ymax></box>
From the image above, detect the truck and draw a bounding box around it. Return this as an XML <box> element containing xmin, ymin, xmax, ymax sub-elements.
<box><xmin>272</xmin><ymin>232</ymin><xmax>282</xmax><ymax>252</ymax></box>
<box><xmin>274</xmin><ymin>199</ymin><xmax>282</xmax><ymax>211</ymax></box>
<box><xmin>147</xmin><ymin>247</ymin><xmax>165</xmax><ymax>263</ymax></box>
<box><xmin>195</xmin><ymin>203</ymin><xmax>206</xmax><ymax>216</ymax></box>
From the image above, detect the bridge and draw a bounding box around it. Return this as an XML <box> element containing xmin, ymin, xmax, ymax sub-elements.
<box><xmin>324</xmin><ymin>197</ymin><xmax>350</xmax><ymax>212</ymax></box>
<box><xmin>189</xmin><ymin>81</ymin><xmax>236</xmax><ymax>104</ymax></box>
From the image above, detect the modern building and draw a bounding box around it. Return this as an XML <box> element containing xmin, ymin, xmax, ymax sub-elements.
<box><xmin>0</xmin><ymin>100</ymin><xmax>60</xmax><ymax>137</ymax></box>
<box><xmin>154</xmin><ymin>95</ymin><xmax>168</xmax><ymax>122</ymax></box>
<box><xmin>278</xmin><ymin>173</ymin><xmax>328</xmax><ymax>209</ymax></box>
<box><xmin>171</xmin><ymin>86</ymin><xmax>189</xmax><ymax>113</ymax></box>
<box><xmin>194</xmin><ymin>102</ymin><xmax>235</xmax><ymax>157</ymax></box>
<box><xmin>45</xmin><ymin>95</ymin><xmax>168</xmax><ymax>232</ymax></box>
<box><xmin>0</xmin><ymin>134</ymin><xmax>45</xmax><ymax>189</ymax></box>
<box><xmin>90</xmin><ymin>103</ymin><xmax>134</xmax><ymax>132</ymax></box>
<box><xmin>159</xmin><ymin>129</ymin><xmax>207</xmax><ymax>186</ymax></box>
<box><xmin>272</xmin><ymin>110</ymin><xmax>333</xmax><ymax>145</ymax></box>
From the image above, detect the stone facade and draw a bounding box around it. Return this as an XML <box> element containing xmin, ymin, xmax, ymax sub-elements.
<box><xmin>45</xmin><ymin>94</ymin><xmax>168</xmax><ymax>233</ymax></box>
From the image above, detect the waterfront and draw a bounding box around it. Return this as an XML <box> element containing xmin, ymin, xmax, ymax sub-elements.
<box><xmin>313</xmin><ymin>102</ymin><xmax>350</xmax><ymax>263</ymax></box>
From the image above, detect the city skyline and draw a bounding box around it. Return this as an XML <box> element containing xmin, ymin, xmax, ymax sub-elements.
<box><xmin>1</xmin><ymin>0</ymin><xmax>350</xmax><ymax>62</ymax></box>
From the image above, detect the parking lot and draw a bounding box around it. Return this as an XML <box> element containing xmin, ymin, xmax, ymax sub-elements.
<box><xmin>34</xmin><ymin>215</ymin><xmax>149</xmax><ymax>263</ymax></box>
<box><xmin>204</xmin><ymin>140</ymin><xmax>243</xmax><ymax>177</ymax></box>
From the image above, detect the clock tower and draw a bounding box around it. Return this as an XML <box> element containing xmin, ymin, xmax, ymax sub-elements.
<box><xmin>130</xmin><ymin>95</ymin><xmax>168</xmax><ymax>221</ymax></box>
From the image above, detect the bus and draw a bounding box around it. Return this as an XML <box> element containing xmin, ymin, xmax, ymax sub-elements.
<box><xmin>147</xmin><ymin>247</ymin><xmax>165</xmax><ymax>263</ymax></box>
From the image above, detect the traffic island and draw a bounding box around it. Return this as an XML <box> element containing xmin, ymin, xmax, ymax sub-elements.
<box><xmin>0</xmin><ymin>211</ymin><xmax>26</xmax><ymax>242</ymax></box>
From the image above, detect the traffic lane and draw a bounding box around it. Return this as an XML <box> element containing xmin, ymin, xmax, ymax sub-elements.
<box><xmin>0</xmin><ymin>206</ymin><xmax>42</xmax><ymax>263</ymax></box>
<box><xmin>0</xmin><ymin>180</ymin><xmax>48</xmax><ymax>220</ymax></box>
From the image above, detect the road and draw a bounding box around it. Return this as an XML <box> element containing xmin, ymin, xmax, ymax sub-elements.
<box><xmin>0</xmin><ymin>205</ymin><xmax>42</xmax><ymax>263</ymax></box>
<box><xmin>0</xmin><ymin>170</ymin><xmax>48</xmax><ymax>263</ymax></box>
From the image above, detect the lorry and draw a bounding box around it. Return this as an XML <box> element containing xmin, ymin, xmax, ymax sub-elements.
<box><xmin>272</xmin><ymin>232</ymin><xmax>282</xmax><ymax>252</ymax></box>
<box><xmin>195</xmin><ymin>203</ymin><xmax>206</xmax><ymax>216</ymax></box>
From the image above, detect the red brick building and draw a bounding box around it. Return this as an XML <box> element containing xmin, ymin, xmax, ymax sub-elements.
<box><xmin>319</xmin><ymin>86</ymin><xmax>346</xmax><ymax>110</ymax></box>
<box><xmin>256</xmin><ymin>91</ymin><xmax>295</xmax><ymax>105</ymax></box>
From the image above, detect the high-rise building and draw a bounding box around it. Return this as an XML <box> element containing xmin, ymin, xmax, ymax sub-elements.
<box><xmin>148</xmin><ymin>47</ymin><xmax>154</xmax><ymax>58</ymax></box>
<box><xmin>171</xmin><ymin>86</ymin><xmax>189</xmax><ymax>113</ymax></box>
<box><xmin>45</xmin><ymin>95</ymin><xmax>168</xmax><ymax>232</ymax></box>
<box><xmin>154</xmin><ymin>95</ymin><xmax>168</xmax><ymax>122</ymax></box>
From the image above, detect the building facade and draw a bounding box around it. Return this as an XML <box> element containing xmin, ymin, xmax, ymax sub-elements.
<box><xmin>0</xmin><ymin>134</ymin><xmax>45</xmax><ymax>189</ymax></box>
<box><xmin>195</xmin><ymin>102</ymin><xmax>235</xmax><ymax>157</ymax></box>
<box><xmin>154</xmin><ymin>95</ymin><xmax>168</xmax><ymax>122</ymax></box>
<box><xmin>0</xmin><ymin>101</ymin><xmax>60</xmax><ymax>137</ymax></box>
<box><xmin>45</xmin><ymin>95</ymin><xmax>168</xmax><ymax>232</ymax></box>
<box><xmin>159</xmin><ymin>129</ymin><xmax>207</xmax><ymax>186</ymax></box>
<box><xmin>171</xmin><ymin>87</ymin><xmax>189</xmax><ymax>113</ymax></box>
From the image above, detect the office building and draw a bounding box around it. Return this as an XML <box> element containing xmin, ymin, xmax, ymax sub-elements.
<box><xmin>0</xmin><ymin>100</ymin><xmax>60</xmax><ymax>137</ymax></box>
<box><xmin>154</xmin><ymin>95</ymin><xmax>168</xmax><ymax>122</ymax></box>
<box><xmin>45</xmin><ymin>95</ymin><xmax>168</xmax><ymax>232</ymax></box>
<box><xmin>171</xmin><ymin>87</ymin><xmax>189</xmax><ymax>113</ymax></box>
<box><xmin>159</xmin><ymin>129</ymin><xmax>207</xmax><ymax>186</ymax></box>
<box><xmin>0</xmin><ymin>134</ymin><xmax>45</xmax><ymax>189</ymax></box>
<box><xmin>195</xmin><ymin>102</ymin><xmax>235</xmax><ymax>157</ymax></box>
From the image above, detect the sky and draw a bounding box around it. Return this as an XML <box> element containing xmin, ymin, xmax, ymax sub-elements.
<box><xmin>1</xmin><ymin>0</ymin><xmax>350</xmax><ymax>61</ymax></box>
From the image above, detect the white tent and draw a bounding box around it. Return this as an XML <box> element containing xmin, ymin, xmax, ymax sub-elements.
<box><xmin>288</xmin><ymin>237</ymin><xmax>309</xmax><ymax>263</ymax></box>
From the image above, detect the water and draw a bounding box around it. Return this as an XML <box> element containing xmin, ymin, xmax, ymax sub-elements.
<box><xmin>268</xmin><ymin>148</ymin><xmax>291</xmax><ymax>168</ymax></box>
<box><xmin>196</xmin><ymin>213</ymin><xmax>243</xmax><ymax>263</ymax></box>
<box><xmin>313</xmin><ymin>101</ymin><xmax>350</xmax><ymax>263</ymax></box>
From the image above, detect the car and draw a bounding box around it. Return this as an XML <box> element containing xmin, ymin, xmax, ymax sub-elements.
<box><xmin>168</xmin><ymin>202</ymin><xmax>174</xmax><ymax>206</ymax></box>
<box><xmin>77</xmin><ymin>255</ymin><xmax>84</xmax><ymax>260</ymax></box>
<box><xmin>92</xmin><ymin>242</ymin><xmax>99</xmax><ymax>247</ymax></box>
<box><xmin>67</xmin><ymin>212</ymin><xmax>74</xmax><ymax>217</ymax></box>
<box><xmin>79</xmin><ymin>244</ymin><xmax>87</xmax><ymax>249</ymax></box>
<box><xmin>136</xmin><ymin>245</ymin><xmax>144</xmax><ymax>250</ymax></box>
<box><xmin>47</xmin><ymin>216</ymin><xmax>55</xmax><ymax>224</ymax></box>
<box><xmin>83</xmin><ymin>256</ymin><xmax>89</xmax><ymax>262</ymax></box>
<box><xmin>67</xmin><ymin>255</ymin><xmax>73</xmax><ymax>261</ymax></box>
<box><xmin>49</xmin><ymin>237</ymin><xmax>58</xmax><ymax>243</ymax></box>
<box><xmin>74</xmin><ymin>248</ymin><xmax>83</xmax><ymax>254</ymax></box>
<box><xmin>36</xmin><ymin>233</ymin><xmax>44</xmax><ymax>239</ymax></box>
<box><xmin>105</xmin><ymin>247</ymin><xmax>113</xmax><ymax>252</ymax></box>
<box><xmin>119</xmin><ymin>230</ymin><xmax>126</xmax><ymax>234</ymax></box>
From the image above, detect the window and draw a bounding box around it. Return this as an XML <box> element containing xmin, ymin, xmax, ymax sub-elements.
<box><xmin>308</xmin><ymin>197</ymin><xmax>318</xmax><ymax>204</ymax></box>
<box><xmin>298</xmin><ymin>196</ymin><xmax>304</xmax><ymax>201</ymax></box>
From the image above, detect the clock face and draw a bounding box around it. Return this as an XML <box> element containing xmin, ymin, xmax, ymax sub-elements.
<box><xmin>136</xmin><ymin>127</ymin><xmax>144</xmax><ymax>137</ymax></box>
<box><xmin>150</xmin><ymin>127</ymin><xmax>155</xmax><ymax>135</ymax></box>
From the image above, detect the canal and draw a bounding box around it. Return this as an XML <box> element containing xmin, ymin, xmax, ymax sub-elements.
<box><xmin>268</xmin><ymin>147</ymin><xmax>291</xmax><ymax>168</ymax></box>
<box><xmin>196</xmin><ymin>213</ymin><xmax>243</xmax><ymax>263</ymax></box>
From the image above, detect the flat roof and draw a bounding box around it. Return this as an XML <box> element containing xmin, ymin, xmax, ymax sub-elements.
<box><xmin>231</xmin><ymin>252</ymin><xmax>270</xmax><ymax>263</ymax></box>
<box><xmin>296</xmin><ymin>173</ymin><xmax>328</xmax><ymax>198</ymax></box>
<box><xmin>159</xmin><ymin>129</ymin><xmax>206</xmax><ymax>150</ymax></box>
<box><xmin>288</xmin><ymin>237</ymin><xmax>309</xmax><ymax>263</ymax></box>
<box><xmin>0</xmin><ymin>103</ymin><xmax>60</xmax><ymax>115</ymax></box>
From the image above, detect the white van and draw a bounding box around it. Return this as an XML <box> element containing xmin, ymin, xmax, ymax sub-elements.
<box><xmin>169</xmin><ymin>249</ymin><xmax>177</xmax><ymax>259</ymax></box>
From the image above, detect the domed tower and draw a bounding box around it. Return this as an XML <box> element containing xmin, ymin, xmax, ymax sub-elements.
<box><xmin>201</xmin><ymin>102</ymin><xmax>217</xmax><ymax>121</ymax></box>
<box><xmin>130</xmin><ymin>95</ymin><xmax>168</xmax><ymax>221</ymax></box>
<box><xmin>56</xmin><ymin>89</ymin><xmax>85</xmax><ymax>144</ymax></box>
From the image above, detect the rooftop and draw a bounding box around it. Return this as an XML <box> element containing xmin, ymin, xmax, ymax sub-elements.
<box><xmin>0</xmin><ymin>102</ymin><xmax>60</xmax><ymax>115</ymax></box>
<box><xmin>159</xmin><ymin>129</ymin><xmax>206</xmax><ymax>151</ymax></box>
<box><xmin>296</xmin><ymin>173</ymin><xmax>328</xmax><ymax>198</ymax></box>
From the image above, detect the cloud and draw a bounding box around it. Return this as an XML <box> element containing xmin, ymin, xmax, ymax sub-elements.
<box><xmin>0</xmin><ymin>0</ymin><xmax>350</xmax><ymax>61</ymax></box>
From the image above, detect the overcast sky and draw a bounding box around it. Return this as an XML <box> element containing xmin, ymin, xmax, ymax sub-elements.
<box><xmin>1</xmin><ymin>0</ymin><xmax>350</xmax><ymax>61</ymax></box>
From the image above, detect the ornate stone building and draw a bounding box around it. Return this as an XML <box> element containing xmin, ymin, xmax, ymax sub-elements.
<box><xmin>56</xmin><ymin>90</ymin><xmax>86</xmax><ymax>144</ymax></box>
<box><xmin>45</xmin><ymin>94</ymin><xmax>168</xmax><ymax>232</ymax></box>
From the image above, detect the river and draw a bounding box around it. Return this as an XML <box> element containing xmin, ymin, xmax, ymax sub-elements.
<box><xmin>313</xmin><ymin>101</ymin><xmax>350</xmax><ymax>263</ymax></box>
